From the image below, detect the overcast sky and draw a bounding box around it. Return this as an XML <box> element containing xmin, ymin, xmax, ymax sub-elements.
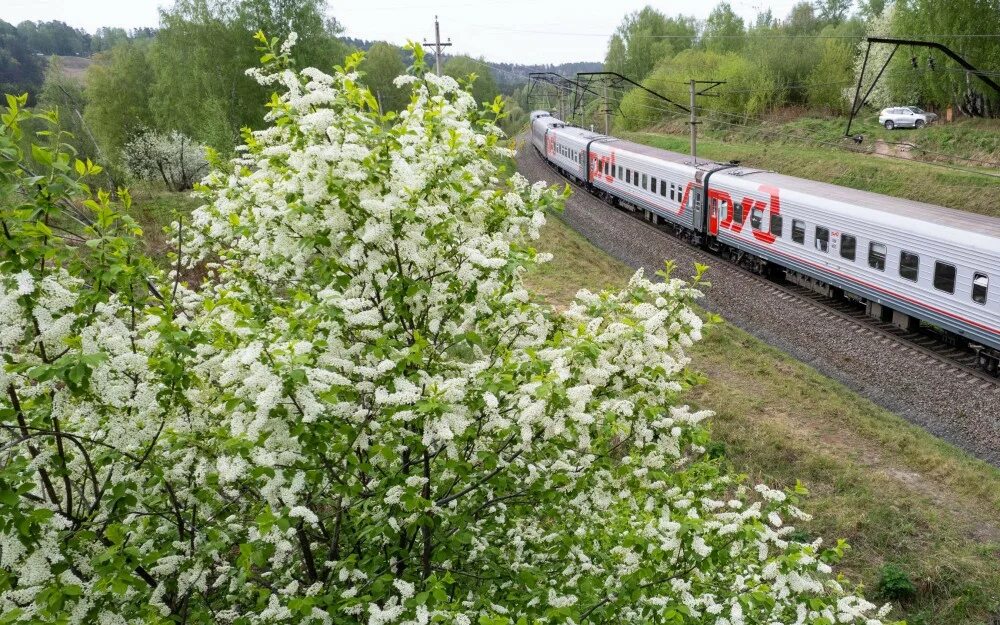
<box><xmin>2</xmin><ymin>0</ymin><xmax>803</xmax><ymax>64</ymax></box>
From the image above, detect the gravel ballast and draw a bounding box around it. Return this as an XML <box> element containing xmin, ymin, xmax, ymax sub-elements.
<box><xmin>516</xmin><ymin>142</ymin><xmax>1000</xmax><ymax>467</ymax></box>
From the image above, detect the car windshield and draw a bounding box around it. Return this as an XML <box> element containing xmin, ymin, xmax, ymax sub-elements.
<box><xmin>909</xmin><ymin>107</ymin><xmax>925</xmax><ymax>113</ymax></box>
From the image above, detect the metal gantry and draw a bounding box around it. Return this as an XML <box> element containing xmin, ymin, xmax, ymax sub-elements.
<box><xmin>846</xmin><ymin>37</ymin><xmax>1000</xmax><ymax>136</ymax></box>
<box><xmin>526</xmin><ymin>72</ymin><xmax>600</xmax><ymax>122</ymax></box>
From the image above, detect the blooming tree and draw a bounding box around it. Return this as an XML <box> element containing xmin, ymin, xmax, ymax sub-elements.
<box><xmin>122</xmin><ymin>130</ymin><xmax>209</xmax><ymax>191</ymax></box>
<box><xmin>0</xmin><ymin>38</ymin><xmax>898</xmax><ymax>625</ymax></box>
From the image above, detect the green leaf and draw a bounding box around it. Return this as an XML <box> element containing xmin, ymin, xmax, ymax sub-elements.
<box><xmin>30</xmin><ymin>143</ymin><xmax>52</xmax><ymax>167</ymax></box>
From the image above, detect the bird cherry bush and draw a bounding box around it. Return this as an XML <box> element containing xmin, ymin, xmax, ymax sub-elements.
<box><xmin>0</xmin><ymin>37</ymin><xmax>899</xmax><ymax>624</ymax></box>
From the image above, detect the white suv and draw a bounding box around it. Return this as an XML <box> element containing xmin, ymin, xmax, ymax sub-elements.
<box><xmin>878</xmin><ymin>106</ymin><xmax>937</xmax><ymax>130</ymax></box>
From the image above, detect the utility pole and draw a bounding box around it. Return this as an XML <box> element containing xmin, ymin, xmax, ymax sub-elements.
<box><xmin>603</xmin><ymin>82</ymin><xmax>610</xmax><ymax>135</ymax></box>
<box><xmin>689</xmin><ymin>80</ymin><xmax>698</xmax><ymax>165</ymax></box>
<box><xmin>422</xmin><ymin>15</ymin><xmax>452</xmax><ymax>76</ymax></box>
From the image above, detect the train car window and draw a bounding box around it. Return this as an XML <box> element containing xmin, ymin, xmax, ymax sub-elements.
<box><xmin>660</xmin><ymin>180</ymin><xmax>667</xmax><ymax>196</ymax></box>
<box><xmin>770</xmin><ymin>213</ymin><xmax>783</xmax><ymax>237</ymax></box>
<box><xmin>625</xmin><ymin>169</ymin><xmax>631</xmax><ymax>184</ymax></box>
<box><xmin>815</xmin><ymin>226</ymin><xmax>829</xmax><ymax>252</ymax></box>
<box><xmin>899</xmin><ymin>251</ymin><xmax>919</xmax><ymax>281</ymax></box>
<box><xmin>650</xmin><ymin>177</ymin><xmax>657</xmax><ymax>192</ymax></box>
<box><xmin>618</xmin><ymin>165</ymin><xmax>623</xmax><ymax>178</ymax></box>
<box><xmin>840</xmin><ymin>234</ymin><xmax>857</xmax><ymax>261</ymax></box>
<box><xmin>750</xmin><ymin>206</ymin><xmax>764</xmax><ymax>230</ymax></box>
<box><xmin>670</xmin><ymin>183</ymin><xmax>676</xmax><ymax>200</ymax></box>
<box><xmin>642</xmin><ymin>173</ymin><xmax>648</xmax><ymax>189</ymax></box>
<box><xmin>792</xmin><ymin>220</ymin><xmax>805</xmax><ymax>244</ymax></box>
<box><xmin>734</xmin><ymin>203</ymin><xmax>744</xmax><ymax>224</ymax></box>
<box><xmin>933</xmin><ymin>262</ymin><xmax>956</xmax><ymax>293</ymax></box>
<box><xmin>973</xmin><ymin>273</ymin><xmax>989</xmax><ymax>304</ymax></box>
<box><xmin>868</xmin><ymin>242</ymin><xmax>886</xmax><ymax>271</ymax></box>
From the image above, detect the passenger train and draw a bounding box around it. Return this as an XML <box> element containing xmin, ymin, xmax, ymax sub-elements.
<box><xmin>529</xmin><ymin>111</ymin><xmax>1000</xmax><ymax>376</ymax></box>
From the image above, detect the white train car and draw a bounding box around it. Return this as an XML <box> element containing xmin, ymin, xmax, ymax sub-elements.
<box><xmin>529</xmin><ymin>112</ymin><xmax>558</xmax><ymax>155</ymax></box>
<box><xmin>707</xmin><ymin>170</ymin><xmax>1000</xmax><ymax>352</ymax></box>
<box><xmin>543</xmin><ymin>124</ymin><xmax>591</xmax><ymax>182</ymax></box>
<box><xmin>529</xmin><ymin>115</ymin><xmax>1000</xmax><ymax>372</ymax></box>
<box><xmin>587</xmin><ymin>139</ymin><xmax>723</xmax><ymax>236</ymax></box>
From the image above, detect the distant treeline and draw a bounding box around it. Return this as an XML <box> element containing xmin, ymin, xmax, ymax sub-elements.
<box><xmin>0</xmin><ymin>20</ymin><xmax>155</xmax><ymax>101</ymax></box>
<box><xmin>6</xmin><ymin>0</ymin><xmax>536</xmax><ymax>193</ymax></box>
<box><xmin>552</xmin><ymin>0</ymin><xmax>1000</xmax><ymax>130</ymax></box>
<box><xmin>341</xmin><ymin>36</ymin><xmax>601</xmax><ymax>95</ymax></box>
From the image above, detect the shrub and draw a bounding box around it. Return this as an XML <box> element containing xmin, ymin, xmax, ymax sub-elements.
<box><xmin>878</xmin><ymin>564</ymin><xmax>918</xmax><ymax>601</ymax></box>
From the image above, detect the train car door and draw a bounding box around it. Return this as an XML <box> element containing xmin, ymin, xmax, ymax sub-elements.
<box><xmin>707</xmin><ymin>196</ymin><xmax>719</xmax><ymax>235</ymax></box>
<box><xmin>688</xmin><ymin>188</ymin><xmax>711</xmax><ymax>230</ymax></box>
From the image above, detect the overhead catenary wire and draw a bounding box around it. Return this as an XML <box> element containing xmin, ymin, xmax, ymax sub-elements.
<box><xmin>605</xmin><ymin>96</ymin><xmax>1000</xmax><ymax>177</ymax></box>
<box><xmin>508</xmin><ymin>57</ymin><xmax>1000</xmax><ymax>176</ymax></box>
<box><xmin>467</xmin><ymin>24</ymin><xmax>1000</xmax><ymax>40</ymax></box>
<box><xmin>574</xmin><ymin>82</ymin><xmax>1000</xmax><ymax>173</ymax></box>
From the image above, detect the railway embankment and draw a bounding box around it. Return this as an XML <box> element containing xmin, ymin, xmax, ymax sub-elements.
<box><xmin>518</xmin><ymin>142</ymin><xmax>1000</xmax><ymax>465</ymax></box>
<box><xmin>520</xmin><ymin>182</ymin><xmax>1000</xmax><ymax>625</ymax></box>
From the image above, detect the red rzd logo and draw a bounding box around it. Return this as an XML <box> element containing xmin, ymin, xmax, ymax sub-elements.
<box><xmin>709</xmin><ymin>184</ymin><xmax>781</xmax><ymax>243</ymax></box>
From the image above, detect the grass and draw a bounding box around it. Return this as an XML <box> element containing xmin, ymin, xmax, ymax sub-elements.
<box><xmin>621</xmin><ymin>117</ymin><xmax>1000</xmax><ymax>218</ymax></box>
<box><xmin>781</xmin><ymin>115</ymin><xmax>1000</xmax><ymax>166</ymax></box>
<box><xmin>128</xmin><ymin>186</ymin><xmax>203</xmax><ymax>262</ymax></box>
<box><xmin>525</xmin><ymin>212</ymin><xmax>1000</xmax><ymax>625</ymax></box>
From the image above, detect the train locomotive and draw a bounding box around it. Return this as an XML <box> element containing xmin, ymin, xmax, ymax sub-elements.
<box><xmin>529</xmin><ymin>111</ymin><xmax>1000</xmax><ymax>376</ymax></box>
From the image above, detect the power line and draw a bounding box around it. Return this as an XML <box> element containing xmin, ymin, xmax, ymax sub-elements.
<box><xmin>595</xmin><ymin>92</ymin><xmax>1000</xmax><ymax>177</ymax></box>
<box><xmin>608</xmin><ymin>64</ymin><xmax>1000</xmax><ymax>98</ymax></box>
<box><xmin>468</xmin><ymin>24</ymin><xmax>1000</xmax><ymax>40</ymax></box>
<box><xmin>467</xmin><ymin>57</ymin><xmax>531</xmax><ymax>83</ymax></box>
<box><xmin>519</xmin><ymin>76</ymin><xmax>1000</xmax><ymax>176</ymax></box>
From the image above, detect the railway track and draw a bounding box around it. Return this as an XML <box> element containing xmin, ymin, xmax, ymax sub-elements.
<box><xmin>543</xmin><ymin>155</ymin><xmax>1000</xmax><ymax>390</ymax></box>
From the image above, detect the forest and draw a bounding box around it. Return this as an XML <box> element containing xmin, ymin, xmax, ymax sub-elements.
<box><xmin>512</xmin><ymin>0</ymin><xmax>1000</xmax><ymax>131</ymax></box>
<box><xmin>2</xmin><ymin>0</ymin><xmax>998</xmax><ymax>193</ymax></box>
<box><xmin>1</xmin><ymin>0</ymin><xmax>533</xmax><ymax>192</ymax></box>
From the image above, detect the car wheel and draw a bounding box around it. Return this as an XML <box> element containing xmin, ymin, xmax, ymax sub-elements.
<box><xmin>915</xmin><ymin>119</ymin><xmax>925</xmax><ymax>128</ymax></box>
<box><xmin>884</xmin><ymin>120</ymin><xmax>894</xmax><ymax>130</ymax></box>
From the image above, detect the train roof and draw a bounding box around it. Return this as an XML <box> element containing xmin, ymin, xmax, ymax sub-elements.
<box><xmin>726</xmin><ymin>168</ymin><xmax>1000</xmax><ymax>239</ymax></box>
<box><xmin>550</xmin><ymin>124</ymin><xmax>736</xmax><ymax>171</ymax></box>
